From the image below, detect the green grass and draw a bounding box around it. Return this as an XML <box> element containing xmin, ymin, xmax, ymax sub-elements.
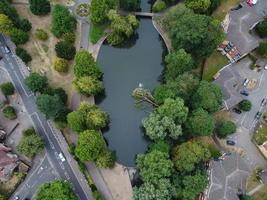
<box><xmin>252</xmin><ymin>185</ymin><xmax>267</xmax><ymax>200</ymax></box>
<box><xmin>247</xmin><ymin>169</ymin><xmax>262</xmax><ymax>192</ymax></box>
<box><xmin>89</xmin><ymin>23</ymin><xmax>109</xmax><ymax>44</ymax></box>
<box><xmin>212</xmin><ymin>0</ymin><xmax>241</xmax><ymax>21</ymax></box>
<box><xmin>203</xmin><ymin>51</ymin><xmax>228</xmax><ymax>81</ymax></box>
<box><xmin>254</xmin><ymin>124</ymin><xmax>267</xmax><ymax>145</ymax></box>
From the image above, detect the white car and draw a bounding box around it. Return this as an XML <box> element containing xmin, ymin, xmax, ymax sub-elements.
<box><xmin>264</xmin><ymin>64</ymin><xmax>267</xmax><ymax>70</ymax></box>
<box><xmin>58</xmin><ymin>152</ymin><xmax>66</xmax><ymax>162</ymax></box>
<box><xmin>4</xmin><ymin>46</ymin><xmax>10</xmax><ymax>54</ymax></box>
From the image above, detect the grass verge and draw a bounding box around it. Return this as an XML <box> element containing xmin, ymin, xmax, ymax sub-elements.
<box><xmin>89</xmin><ymin>23</ymin><xmax>108</xmax><ymax>44</ymax></box>
<box><xmin>252</xmin><ymin>185</ymin><xmax>267</xmax><ymax>200</ymax></box>
<box><xmin>212</xmin><ymin>0</ymin><xmax>241</xmax><ymax>21</ymax></box>
<box><xmin>254</xmin><ymin>124</ymin><xmax>267</xmax><ymax>145</ymax></box>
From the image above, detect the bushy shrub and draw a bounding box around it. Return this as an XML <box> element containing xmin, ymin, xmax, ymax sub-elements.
<box><xmin>54</xmin><ymin>58</ymin><xmax>69</xmax><ymax>73</ymax></box>
<box><xmin>152</xmin><ymin>0</ymin><xmax>166</xmax><ymax>13</ymax></box>
<box><xmin>10</xmin><ymin>29</ymin><xmax>29</xmax><ymax>45</ymax></box>
<box><xmin>255</xmin><ymin>18</ymin><xmax>267</xmax><ymax>38</ymax></box>
<box><xmin>35</xmin><ymin>29</ymin><xmax>48</xmax><ymax>41</ymax></box>
<box><xmin>18</xmin><ymin>19</ymin><xmax>32</xmax><ymax>32</ymax></box>
<box><xmin>216</xmin><ymin>120</ymin><xmax>236</xmax><ymax>138</ymax></box>
<box><xmin>256</xmin><ymin>41</ymin><xmax>267</xmax><ymax>58</ymax></box>
<box><xmin>55</xmin><ymin>41</ymin><xmax>76</xmax><ymax>60</ymax></box>
<box><xmin>2</xmin><ymin>105</ymin><xmax>16</xmax><ymax>120</ymax></box>
<box><xmin>29</xmin><ymin>0</ymin><xmax>51</xmax><ymax>15</ymax></box>
<box><xmin>63</xmin><ymin>32</ymin><xmax>76</xmax><ymax>44</ymax></box>
<box><xmin>0</xmin><ymin>82</ymin><xmax>15</xmax><ymax>96</ymax></box>
<box><xmin>239</xmin><ymin>100</ymin><xmax>252</xmax><ymax>111</ymax></box>
<box><xmin>16</xmin><ymin>47</ymin><xmax>32</xmax><ymax>63</ymax></box>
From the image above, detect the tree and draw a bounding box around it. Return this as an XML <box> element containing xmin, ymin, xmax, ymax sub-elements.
<box><xmin>163</xmin><ymin>5</ymin><xmax>224</xmax><ymax>60</ymax></box>
<box><xmin>36</xmin><ymin>180</ymin><xmax>78</xmax><ymax>200</ymax></box>
<box><xmin>75</xmin><ymin>130</ymin><xmax>106</xmax><ymax>161</ymax></box>
<box><xmin>10</xmin><ymin>29</ymin><xmax>29</xmax><ymax>45</ymax></box>
<box><xmin>24</xmin><ymin>72</ymin><xmax>48</xmax><ymax>93</ymax></box>
<box><xmin>35</xmin><ymin>29</ymin><xmax>48</xmax><ymax>41</ymax></box>
<box><xmin>96</xmin><ymin>149</ymin><xmax>116</xmax><ymax>168</ymax></box>
<box><xmin>216</xmin><ymin>120</ymin><xmax>236</xmax><ymax>138</ymax></box>
<box><xmin>16</xmin><ymin>47</ymin><xmax>32</xmax><ymax>63</ymax></box>
<box><xmin>240</xmin><ymin>195</ymin><xmax>253</xmax><ymax>200</ymax></box>
<box><xmin>153</xmin><ymin>84</ymin><xmax>176</xmax><ymax>105</ymax></box>
<box><xmin>256</xmin><ymin>41</ymin><xmax>267</xmax><ymax>58</ymax></box>
<box><xmin>90</xmin><ymin>0</ymin><xmax>119</xmax><ymax>24</ymax></box>
<box><xmin>51</xmin><ymin>4</ymin><xmax>77</xmax><ymax>38</ymax></box>
<box><xmin>86</xmin><ymin>106</ymin><xmax>109</xmax><ymax>129</ymax></box>
<box><xmin>54</xmin><ymin>58</ymin><xmax>69</xmax><ymax>73</ymax></box>
<box><xmin>2</xmin><ymin>105</ymin><xmax>16</xmax><ymax>120</ymax></box>
<box><xmin>239</xmin><ymin>99</ymin><xmax>252</xmax><ymax>111</ymax></box>
<box><xmin>174</xmin><ymin>171</ymin><xmax>208</xmax><ymax>200</ymax></box>
<box><xmin>18</xmin><ymin>18</ymin><xmax>32</xmax><ymax>32</ymax></box>
<box><xmin>192</xmin><ymin>81</ymin><xmax>223</xmax><ymax>113</ymax></box>
<box><xmin>0</xmin><ymin>14</ymin><xmax>13</xmax><ymax>35</ymax></box>
<box><xmin>148</xmin><ymin>140</ymin><xmax>170</xmax><ymax>154</ymax></box>
<box><xmin>185</xmin><ymin>0</ymin><xmax>211</xmax><ymax>13</ymax></box>
<box><xmin>186</xmin><ymin>108</ymin><xmax>216</xmax><ymax>136</ymax></box>
<box><xmin>36</xmin><ymin>94</ymin><xmax>65</xmax><ymax>120</ymax></box>
<box><xmin>136</xmin><ymin>150</ymin><xmax>173</xmax><ymax>183</ymax></box>
<box><xmin>74</xmin><ymin>76</ymin><xmax>104</xmax><ymax>96</ymax></box>
<box><xmin>133</xmin><ymin>179</ymin><xmax>173</xmax><ymax>200</ymax></box>
<box><xmin>173</xmin><ymin>140</ymin><xmax>211</xmax><ymax>172</ymax></box>
<box><xmin>152</xmin><ymin>0</ymin><xmax>166</xmax><ymax>13</ymax></box>
<box><xmin>29</xmin><ymin>0</ymin><xmax>51</xmax><ymax>15</ymax></box>
<box><xmin>0</xmin><ymin>0</ymin><xmax>19</xmax><ymax>27</ymax></box>
<box><xmin>67</xmin><ymin>111</ymin><xmax>86</xmax><ymax>132</ymax></box>
<box><xmin>0</xmin><ymin>82</ymin><xmax>14</xmax><ymax>96</ymax></box>
<box><xmin>63</xmin><ymin>32</ymin><xmax>76</xmax><ymax>44</ymax></box>
<box><xmin>120</xmin><ymin>0</ymin><xmax>140</xmax><ymax>11</ymax></box>
<box><xmin>17</xmin><ymin>128</ymin><xmax>44</xmax><ymax>158</ymax></box>
<box><xmin>143</xmin><ymin>113</ymin><xmax>182</xmax><ymax>141</ymax></box>
<box><xmin>74</xmin><ymin>50</ymin><xmax>102</xmax><ymax>78</ymax></box>
<box><xmin>156</xmin><ymin>98</ymin><xmax>188</xmax><ymax>124</ymax></box>
<box><xmin>164</xmin><ymin>49</ymin><xmax>194</xmax><ymax>81</ymax></box>
<box><xmin>255</xmin><ymin>18</ymin><xmax>267</xmax><ymax>38</ymax></box>
<box><xmin>55</xmin><ymin>41</ymin><xmax>76</xmax><ymax>60</ymax></box>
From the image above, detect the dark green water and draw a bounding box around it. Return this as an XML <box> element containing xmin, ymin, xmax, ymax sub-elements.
<box><xmin>96</xmin><ymin>17</ymin><xmax>166</xmax><ymax>166</ymax></box>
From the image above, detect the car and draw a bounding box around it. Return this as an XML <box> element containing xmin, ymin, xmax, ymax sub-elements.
<box><xmin>255</xmin><ymin>111</ymin><xmax>262</xmax><ymax>119</ymax></box>
<box><xmin>0</xmin><ymin>55</ymin><xmax>2</xmax><ymax>60</ymax></box>
<box><xmin>243</xmin><ymin>78</ymin><xmax>249</xmax><ymax>87</ymax></box>
<box><xmin>265</xmin><ymin>64</ymin><xmax>267</xmax><ymax>70</ymax></box>
<box><xmin>4</xmin><ymin>46</ymin><xmax>10</xmax><ymax>54</ymax></box>
<box><xmin>247</xmin><ymin>0</ymin><xmax>258</xmax><ymax>6</ymax></box>
<box><xmin>14</xmin><ymin>196</ymin><xmax>19</xmax><ymax>200</ymax></box>
<box><xmin>226</xmin><ymin>140</ymin><xmax>235</xmax><ymax>146</ymax></box>
<box><xmin>233</xmin><ymin>107</ymin><xmax>242</xmax><ymax>114</ymax></box>
<box><xmin>261</xmin><ymin>98</ymin><xmax>267</xmax><ymax>106</ymax></box>
<box><xmin>58</xmin><ymin>152</ymin><xmax>66</xmax><ymax>162</ymax></box>
<box><xmin>240</xmin><ymin>90</ymin><xmax>249</xmax><ymax>96</ymax></box>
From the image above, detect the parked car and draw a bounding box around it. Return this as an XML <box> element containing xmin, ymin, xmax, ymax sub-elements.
<box><xmin>14</xmin><ymin>196</ymin><xmax>19</xmax><ymax>200</ymax></box>
<box><xmin>255</xmin><ymin>111</ymin><xmax>262</xmax><ymax>119</ymax></box>
<box><xmin>58</xmin><ymin>152</ymin><xmax>66</xmax><ymax>162</ymax></box>
<box><xmin>243</xmin><ymin>78</ymin><xmax>249</xmax><ymax>87</ymax></box>
<box><xmin>247</xmin><ymin>0</ymin><xmax>258</xmax><ymax>6</ymax></box>
<box><xmin>240</xmin><ymin>90</ymin><xmax>249</xmax><ymax>96</ymax></box>
<box><xmin>4</xmin><ymin>46</ymin><xmax>10</xmax><ymax>54</ymax></box>
<box><xmin>261</xmin><ymin>99</ymin><xmax>267</xmax><ymax>106</ymax></box>
<box><xmin>265</xmin><ymin>64</ymin><xmax>267</xmax><ymax>70</ymax></box>
<box><xmin>233</xmin><ymin>107</ymin><xmax>242</xmax><ymax>114</ymax></box>
<box><xmin>226</xmin><ymin>140</ymin><xmax>235</xmax><ymax>146</ymax></box>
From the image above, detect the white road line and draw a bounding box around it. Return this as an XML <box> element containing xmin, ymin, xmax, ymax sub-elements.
<box><xmin>14</xmin><ymin>70</ymin><xmax>32</xmax><ymax>97</ymax></box>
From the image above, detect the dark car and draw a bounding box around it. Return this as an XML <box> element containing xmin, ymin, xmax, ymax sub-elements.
<box><xmin>255</xmin><ymin>111</ymin><xmax>262</xmax><ymax>119</ymax></box>
<box><xmin>226</xmin><ymin>140</ymin><xmax>235</xmax><ymax>145</ymax></box>
<box><xmin>233</xmin><ymin>107</ymin><xmax>242</xmax><ymax>114</ymax></box>
<box><xmin>240</xmin><ymin>90</ymin><xmax>249</xmax><ymax>96</ymax></box>
<box><xmin>261</xmin><ymin>98</ymin><xmax>267</xmax><ymax>106</ymax></box>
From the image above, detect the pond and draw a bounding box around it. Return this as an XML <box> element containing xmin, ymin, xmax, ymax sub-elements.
<box><xmin>96</xmin><ymin>2</ymin><xmax>166</xmax><ymax>167</ymax></box>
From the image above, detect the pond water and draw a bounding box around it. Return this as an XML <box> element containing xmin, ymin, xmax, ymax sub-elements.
<box><xmin>96</xmin><ymin>4</ymin><xmax>166</xmax><ymax>167</ymax></box>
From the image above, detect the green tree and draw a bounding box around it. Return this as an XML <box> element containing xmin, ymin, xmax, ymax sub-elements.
<box><xmin>10</xmin><ymin>29</ymin><xmax>29</xmax><ymax>45</ymax></box>
<box><xmin>51</xmin><ymin>4</ymin><xmax>77</xmax><ymax>38</ymax></box>
<box><xmin>74</xmin><ymin>50</ymin><xmax>102</xmax><ymax>78</ymax></box>
<box><xmin>36</xmin><ymin>94</ymin><xmax>65</xmax><ymax>120</ymax></box>
<box><xmin>0</xmin><ymin>0</ymin><xmax>19</xmax><ymax>27</ymax></box>
<box><xmin>2</xmin><ymin>105</ymin><xmax>16</xmax><ymax>120</ymax></box>
<box><xmin>54</xmin><ymin>58</ymin><xmax>69</xmax><ymax>73</ymax></box>
<box><xmin>186</xmin><ymin>108</ymin><xmax>216</xmax><ymax>136</ymax></box>
<box><xmin>256</xmin><ymin>41</ymin><xmax>267</xmax><ymax>58</ymax></box>
<box><xmin>63</xmin><ymin>32</ymin><xmax>76</xmax><ymax>44</ymax></box>
<box><xmin>192</xmin><ymin>81</ymin><xmax>223</xmax><ymax>113</ymax></box>
<box><xmin>24</xmin><ymin>72</ymin><xmax>48</xmax><ymax>93</ymax></box>
<box><xmin>55</xmin><ymin>41</ymin><xmax>76</xmax><ymax>60</ymax></box>
<box><xmin>240</xmin><ymin>195</ymin><xmax>253</xmax><ymax>200</ymax></box>
<box><xmin>96</xmin><ymin>150</ymin><xmax>116</xmax><ymax>168</ymax></box>
<box><xmin>67</xmin><ymin>111</ymin><xmax>86</xmax><ymax>132</ymax></box>
<box><xmin>120</xmin><ymin>0</ymin><xmax>140</xmax><ymax>11</ymax></box>
<box><xmin>29</xmin><ymin>0</ymin><xmax>51</xmax><ymax>15</ymax></box>
<box><xmin>75</xmin><ymin>130</ymin><xmax>106</xmax><ymax>161</ymax></box>
<box><xmin>153</xmin><ymin>84</ymin><xmax>176</xmax><ymax>105</ymax></box>
<box><xmin>133</xmin><ymin>179</ymin><xmax>173</xmax><ymax>200</ymax></box>
<box><xmin>16</xmin><ymin>47</ymin><xmax>32</xmax><ymax>63</ymax></box>
<box><xmin>256</xmin><ymin>18</ymin><xmax>267</xmax><ymax>38</ymax></box>
<box><xmin>173</xmin><ymin>140</ymin><xmax>211</xmax><ymax>172</ymax></box>
<box><xmin>17</xmin><ymin>128</ymin><xmax>44</xmax><ymax>158</ymax></box>
<box><xmin>185</xmin><ymin>0</ymin><xmax>211</xmax><ymax>13</ymax></box>
<box><xmin>164</xmin><ymin>49</ymin><xmax>194</xmax><ymax>81</ymax></box>
<box><xmin>216</xmin><ymin>120</ymin><xmax>236</xmax><ymax>138</ymax></box>
<box><xmin>238</xmin><ymin>99</ymin><xmax>252</xmax><ymax>111</ymax></box>
<box><xmin>148</xmin><ymin>140</ymin><xmax>170</xmax><ymax>154</ymax></box>
<box><xmin>0</xmin><ymin>82</ymin><xmax>15</xmax><ymax>96</ymax></box>
<box><xmin>136</xmin><ymin>150</ymin><xmax>173</xmax><ymax>183</ymax></box>
<box><xmin>86</xmin><ymin>106</ymin><xmax>109</xmax><ymax>129</ymax></box>
<box><xmin>18</xmin><ymin>18</ymin><xmax>32</xmax><ymax>32</ymax></box>
<box><xmin>74</xmin><ymin>76</ymin><xmax>104</xmax><ymax>96</ymax></box>
<box><xmin>152</xmin><ymin>0</ymin><xmax>166</xmax><ymax>13</ymax></box>
<box><xmin>36</xmin><ymin>180</ymin><xmax>78</xmax><ymax>200</ymax></box>
<box><xmin>0</xmin><ymin>14</ymin><xmax>13</xmax><ymax>35</ymax></box>
<box><xmin>35</xmin><ymin>28</ymin><xmax>48</xmax><ymax>41</ymax></box>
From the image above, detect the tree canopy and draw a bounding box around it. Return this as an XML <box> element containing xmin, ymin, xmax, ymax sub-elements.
<box><xmin>24</xmin><ymin>72</ymin><xmax>48</xmax><ymax>93</ymax></box>
<box><xmin>74</xmin><ymin>76</ymin><xmax>104</xmax><ymax>96</ymax></box>
<box><xmin>255</xmin><ymin>18</ymin><xmax>267</xmax><ymax>38</ymax></box>
<box><xmin>120</xmin><ymin>0</ymin><xmax>140</xmax><ymax>11</ymax></box>
<box><xmin>36</xmin><ymin>180</ymin><xmax>78</xmax><ymax>200</ymax></box>
<box><xmin>29</xmin><ymin>0</ymin><xmax>51</xmax><ymax>15</ymax></box>
<box><xmin>216</xmin><ymin>120</ymin><xmax>236</xmax><ymax>138</ymax></box>
<box><xmin>0</xmin><ymin>14</ymin><xmax>13</xmax><ymax>35</ymax></box>
<box><xmin>0</xmin><ymin>82</ymin><xmax>15</xmax><ymax>96</ymax></box>
<box><xmin>238</xmin><ymin>99</ymin><xmax>252</xmax><ymax>111</ymax></box>
<box><xmin>55</xmin><ymin>41</ymin><xmax>76</xmax><ymax>60</ymax></box>
<box><xmin>185</xmin><ymin>0</ymin><xmax>211</xmax><ymax>13</ymax></box>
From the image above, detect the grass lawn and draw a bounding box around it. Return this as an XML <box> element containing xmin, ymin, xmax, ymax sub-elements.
<box><xmin>212</xmin><ymin>0</ymin><xmax>241</xmax><ymax>21</ymax></box>
<box><xmin>89</xmin><ymin>23</ymin><xmax>109</xmax><ymax>44</ymax></box>
<box><xmin>246</xmin><ymin>169</ymin><xmax>262</xmax><ymax>192</ymax></box>
<box><xmin>254</xmin><ymin>124</ymin><xmax>267</xmax><ymax>145</ymax></box>
<box><xmin>203</xmin><ymin>51</ymin><xmax>229</xmax><ymax>81</ymax></box>
<box><xmin>252</xmin><ymin>185</ymin><xmax>267</xmax><ymax>200</ymax></box>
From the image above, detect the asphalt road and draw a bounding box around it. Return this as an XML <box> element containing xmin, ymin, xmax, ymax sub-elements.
<box><xmin>0</xmin><ymin>35</ymin><xmax>92</xmax><ymax>200</ymax></box>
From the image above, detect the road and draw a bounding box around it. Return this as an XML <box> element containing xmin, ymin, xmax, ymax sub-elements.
<box><xmin>0</xmin><ymin>35</ymin><xmax>92</xmax><ymax>200</ymax></box>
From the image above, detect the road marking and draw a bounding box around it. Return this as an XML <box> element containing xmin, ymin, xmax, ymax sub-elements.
<box><xmin>14</xmin><ymin>70</ymin><xmax>32</xmax><ymax>97</ymax></box>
